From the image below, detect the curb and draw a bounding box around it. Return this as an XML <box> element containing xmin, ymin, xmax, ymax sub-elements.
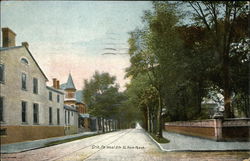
<box><xmin>0</xmin><ymin>131</ymin><xmax>98</xmax><ymax>154</ymax></box>
<box><xmin>145</xmin><ymin>131</ymin><xmax>169</xmax><ymax>152</ymax></box>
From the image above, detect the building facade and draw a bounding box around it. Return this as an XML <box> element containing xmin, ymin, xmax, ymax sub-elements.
<box><xmin>0</xmin><ymin>28</ymin><xmax>65</xmax><ymax>144</ymax></box>
<box><xmin>60</xmin><ymin>74</ymin><xmax>90</xmax><ymax>134</ymax></box>
<box><xmin>76</xmin><ymin>90</ymin><xmax>90</xmax><ymax>132</ymax></box>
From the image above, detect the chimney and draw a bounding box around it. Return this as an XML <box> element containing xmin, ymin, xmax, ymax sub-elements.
<box><xmin>56</xmin><ymin>80</ymin><xmax>60</xmax><ymax>89</ymax></box>
<box><xmin>2</xmin><ymin>28</ymin><xmax>16</xmax><ymax>47</ymax></box>
<box><xmin>22</xmin><ymin>42</ymin><xmax>29</xmax><ymax>48</ymax></box>
<box><xmin>52</xmin><ymin>78</ymin><xmax>57</xmax><ymax>88</ymax></box>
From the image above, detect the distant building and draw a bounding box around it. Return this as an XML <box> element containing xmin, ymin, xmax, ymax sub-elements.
<box><xmin>60</xmin><ymin>74</ymin><xmax>91</xmax><ymax>134</ymax></box>
<box><xmin>0</xmin><ymin>28</ymin><xmax>65</xmax><ymax>144</ymax></box>
<box><xmin>76</xmin><ymin>90</ymin><xmax>90</xmax><ymax>132</ymax></box>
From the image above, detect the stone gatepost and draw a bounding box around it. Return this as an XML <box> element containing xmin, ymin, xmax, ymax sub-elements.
<box><xmin>214</xmin><ymin>118</ymin><xmax>223</xmax><ymax>141</ymax></box>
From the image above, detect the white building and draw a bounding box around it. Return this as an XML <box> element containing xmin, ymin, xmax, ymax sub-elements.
<box><xmin>0</xmin><ymin>28</ymin><xmax>67</xmax><ymax>144</ymax></box>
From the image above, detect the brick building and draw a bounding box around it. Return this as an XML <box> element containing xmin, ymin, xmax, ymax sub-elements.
<box><xmin>60</xmin><ymin>74</ymin><xmax>90</xmax><ymax>133</ymax></box>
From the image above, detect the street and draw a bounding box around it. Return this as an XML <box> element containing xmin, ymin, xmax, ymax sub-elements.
<box><xmin>1</xmin><ymin>126</ymin><xmax>249</xmax><ymax>161</ymax></box>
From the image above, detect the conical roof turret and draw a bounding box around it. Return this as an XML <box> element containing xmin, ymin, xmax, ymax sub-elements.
<box><xmin>65</xmin><ymin>73</ymin><xmax>76</xmax><ymax>90</ymax></box>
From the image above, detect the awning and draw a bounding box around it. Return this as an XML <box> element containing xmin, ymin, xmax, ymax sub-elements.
<box><xmin>79</xmin><ymin>113</ymin><xmax>90</xmax><ymax>118</ymax></box>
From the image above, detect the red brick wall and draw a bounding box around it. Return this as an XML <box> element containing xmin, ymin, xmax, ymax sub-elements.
<box><xmin>222</xmin><ymin>127</ymin><xmax>250</xmax><ymax>141</ymax></box>
<box><xmin>165</xmin><ymin>125</ymin><xmax>215</xmax><ymax>140</ymax></box>
<box><xmin>165</xmin><ymin>118</ymin><xmax>250</xmax><ymax>141</ymax></box>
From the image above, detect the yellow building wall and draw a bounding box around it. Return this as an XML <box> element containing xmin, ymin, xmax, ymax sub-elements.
<box><xmin>64</xmin><ymin>125</ymin><xmax>78</xmax><ymax>135</ymax></box>
<box><xmin>0</xmin><ymin>125</ymin><xmax>65</xmax><ymax>144</ymax></box>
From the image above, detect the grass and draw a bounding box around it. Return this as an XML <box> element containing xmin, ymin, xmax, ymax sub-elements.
<box><xmin>45</xmin><ymin>130</ymin><xmax>116</xmax><ymax>147</ymax></box>
<box><xmin>149</xmin><ymin>133</ymin><xmax>170</xmax><ymax>143</ymax></box>
<box><xmin>44</xmin><ymin>133</ymin><xmax>99</xmax><ymax>147</ymax></box>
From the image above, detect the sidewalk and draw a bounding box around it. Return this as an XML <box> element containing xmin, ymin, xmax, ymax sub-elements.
<box><xmin>160</xmin><ymin>131</ymin><xmax>250</xmax><ymax>151</ymax></box>
<box><xmin>152</xmin><ymin>131</ymin><xmax>250</xmax><ymax>152</ymax></box>
<box><xmin>0</xmin><ymin>131</ymin><xmax>97</xmax><ymax>154</ymax></box>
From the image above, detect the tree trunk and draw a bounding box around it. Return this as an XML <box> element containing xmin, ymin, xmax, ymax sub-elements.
<box><xmin>143</xmin><ymin>108</ymin><xmax>148</xmax><ymax>131</ymax></box>
<box><xmin>244</xmin><ymin>95</ymin><xmax>250</xmax><ymax>118</ymax></box>
<box><xmin>156</xmin><ymin>94</ymin><xmax>163</xmax><ymax>138</ymax></box>
<box><xmin>96</xmin><ymin>118</ymin><xmax>99</xmax><ymax>134</ymax></box>
<box><xmin>102</xmin><ymin>118</ymin><xmax>105</xmax><ymax>133</ymax></box>
<box><xmin>147</xmin><ymin>105</ymin><xmax>151</xmax><ymax>133</ymax></box>
<box><xmin>109</xmin><ymin>120</ymin><xmax>111</xmax><ymax>132</ymax></box>
<box><xmin>151</xmin><ymin>114</ymin><xmax>154</xmax><ymax>133</ymax></box>
<box><xmin>105</xmin><ymin>119</ymin><xmax>107</xmax><ymax>132</ymax></box>
<box><xmin>197</xmin><ymin>81</ymin><xmax>202</xmax><ymax>115</ymax></box>
<box><xmin>223</xmin><ymin>55</ymin><xmax>233</xmax><ymax>118</ymax></box>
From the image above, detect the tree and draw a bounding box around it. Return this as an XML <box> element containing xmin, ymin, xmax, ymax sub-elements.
<box><xmin>125</xmin><ymin>73</ymin><xmax>158</xmax><ymax>132</ymax></box>
<box><xmin>187</xmin><ymin>1</ymin><xmax>248</xmax><ymax>118</ymax></box>
<box><xmin>83</xmin><ymin>71</ymin><xmax>123</xmax><ymax>132</ymax></box>
<box><xmin>126</xmin><ymin>2</ymin><xmax>183</xmax><ymax>137</ymax></box>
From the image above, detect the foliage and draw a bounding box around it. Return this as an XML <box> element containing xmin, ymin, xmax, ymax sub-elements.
<box><xmin>83</xmin><ymin>71</ymin><xmax>141</xmax><ymax>130</ymax></box>
<box><xmin>125</xmin><ymin>1</ymin><xmax>249</xmax><ymax>139</ymax></box>
<box><xmin>83</xmin><ymin>71</ymin><xmax>122</xmax><ymax>120</ymax></box>
<box><xmin>149</xmin><ymin>132</ymin><xmax>170</xmax><ymax>144</ymax></box>
<box><xmin>187</xmin><ymin>1</ymin><xmax>249</xmax><ymax>117</ymax></box>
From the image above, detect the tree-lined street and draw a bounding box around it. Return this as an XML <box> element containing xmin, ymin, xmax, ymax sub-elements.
<box><xmin>1</xmin><ymin>1</ymin><xmax>249</xmax><ymax>160</ymax></box>
<box><xmin>1</xmin><ymin>125</ymin><xmax>249</xmax><ymax>161</ymax></box>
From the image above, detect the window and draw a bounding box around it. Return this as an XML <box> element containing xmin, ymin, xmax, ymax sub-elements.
<box><xmin>0</xmin><ymin>97</ymin><xmax>3</xmax><ymax>122</ymax></box>
<box><xmin>66</xmin><ymin>92</ymin><xmax>75</xmax><ymax>98</ymax></box>
<box><xmin>21</xmin><ymin>101</ymin><xmax>27</xmax><ymax>123</ymax></box>
<box><xmin>57</xmin><ymin>109</ymin><xmax>60</xmax><ymax>125</ymax></box>
<box><xmin>57</xmin><ymin>95</ymin><xmax>60</xmax><ymax>103</ymax></box>
<box><xmin>0</xmin><ymin>64</ymin><xmax>4</xmax><ymax>83</ymax></box>
<box><xmin>21</xmin><ymin>58</ymin><xmax>29</xmax><ymax>65</ymax></box>
<box><xmin>33</xmin><ymin>103</ymin><xmax>39</xmax><ymax>124</ymax></box>
<box><xmin>49</xmin><ymin>107</ymin><xmax>52</xmax><ymax>124</ymax></box>
<box><xmin>68</xmin><ymin>111</ymin><xmax>70</xmax><ymax>124</ymax></box>
<box><xmin>49</xmin><ymin>91</ymin><xmax>52</xmax><ymax>101</ymax></box>
<box><xmin>21</xmin><ymin>73</ymin><xmax>27</xmax><ymax>90</ymax></box>
<box><xmin>0</xmin><ymin>128</ymin><xmax>7</xmax><ymax>136</ymax></box>
<box><xmin>33</xmin><ymin>78</ymin><xmax>38</xmax><ymax>94</ymax></box>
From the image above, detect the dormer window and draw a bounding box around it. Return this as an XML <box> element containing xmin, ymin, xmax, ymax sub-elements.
<box><xmin>21</xmin><ymin>58</ymin><xmax>29</xmax><ymax>65</ymax></box>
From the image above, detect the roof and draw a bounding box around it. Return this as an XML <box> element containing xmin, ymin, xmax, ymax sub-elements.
<box><xmin>61</xmin><ymin>73</ymin><xmax>76</xmax><ymax>90</ymax></box>
<box><xmin>46</xmin><ymin>86</ymin><xmax>64</xmax><ymax>95</ymax></box>
<box><xmin>79</xmin><ymin>113</ymin><xmax>90</xmax><ymax>118</ymax></box>
<box><xmin>0</xmin><ymin>46</ymin><xmax>49</xmax><ymax>81</ymax></box>
<box><xmin>64</xmin><ymin>105</ymin><xmax>78</xmax><ymax>112</ymax></box>
<box><xmin>60</xmin><ymin>83</ymin><xmax>66</xmax><ymax>90</ymax></box>
<box><xmin>76</xmin><ymin>90</ymin><xmax>84</xmax><ymax>103</ymax></box>
<box><xmin>0</xmin><ymin>46</ymin><xmax>22</xmax><ymax>51</ymax></box>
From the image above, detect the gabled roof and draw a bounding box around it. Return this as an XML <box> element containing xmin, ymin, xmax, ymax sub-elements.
<box><xmin>46</xmin><ymin>86</ymin><xmax>64</xmax><ymax>95</ymax></box>
<box><xmin>0</xmin><ymin>46</ymin><xmax>49</xmax><ymax>81</ymax></box>
<box><xmin>62</xmin><ymin>73</ymin><xmax>76</xmax><ymax>90</ymax></box>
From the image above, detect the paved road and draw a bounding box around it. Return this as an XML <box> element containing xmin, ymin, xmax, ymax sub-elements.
<box><xmin>1</xmin><ymin>127</ymin><xmax>249</xmax><ymax>161</ymax></box>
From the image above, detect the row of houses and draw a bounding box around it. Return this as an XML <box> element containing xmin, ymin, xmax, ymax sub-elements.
<box><xmin>0</xmin><ymin>28</ymin><xmax>98</xmax><ymax>144</ymax></box>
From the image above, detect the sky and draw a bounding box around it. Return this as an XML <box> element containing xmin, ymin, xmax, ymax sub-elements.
<box><xmin>1</xmin><ymin>1</ymin><xmax>153</xmax><ymax>91</ymax></box>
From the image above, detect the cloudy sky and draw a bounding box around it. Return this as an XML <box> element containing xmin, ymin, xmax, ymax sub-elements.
<box><xmin>1</xmin><ymin>1</ymin><xmax>152</xmax><ymax>90</ymax></box>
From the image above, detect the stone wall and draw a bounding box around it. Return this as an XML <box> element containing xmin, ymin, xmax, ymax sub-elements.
<box><xmin>165</xmin><ymin>118</ymin><xmax>250</xmax><ymax>141</ymax></box>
